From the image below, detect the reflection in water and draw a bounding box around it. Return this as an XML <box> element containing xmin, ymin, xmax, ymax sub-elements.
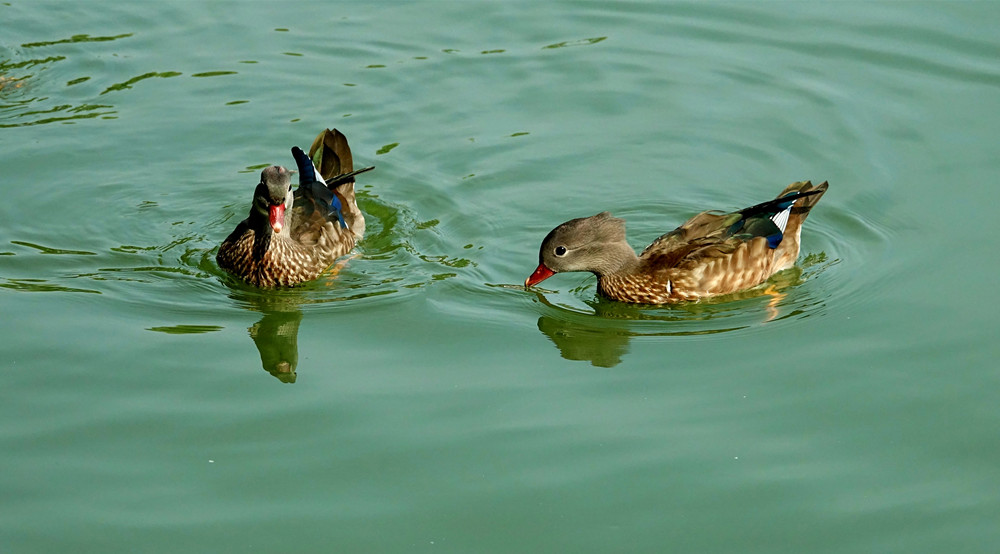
<box><xmin>536</xmin><ymin>315</ymin><xmax>629</xmax><ymax>368</ymax></box>
<box><xmin>228</xmin><ymin>287</ymin><xmax>308</xmax><ymax>383</ymax></box>
<box><xmin>147</xmin><ymin>325</ymin><xmax>223</xmax><ymax>334</ymax></box>
<box><xmin>531</xmin><ymin>263</ymin><xmax>827</xmax><ymax>368</ymax></box>
<box><xmin>248</xmin><ymin>306</ymin><xmax>302</xmax><ymax>383</ymax></box>
<box><xmin>100</xmin><ymin>71</ymin><xmax>182</xmax><ymax>95</ymax></box>
<box><xmin>0</xmin><ymin>278</ymin><xmax>100</xmax><ymax>294</ymax></box>
<box><xmin>1</xmin><ymin>33</ymin><xmax>132</xmax><ymax>127</ymax></box>
<box><xmin>542</xmin><ymin>37</ymin><xmax>607</xmax><ymax>49</ymax></box>
<box><xmin>19</xmin><ymin>33</ymin><xmax>134</xmax><ymax>48</ymax></box>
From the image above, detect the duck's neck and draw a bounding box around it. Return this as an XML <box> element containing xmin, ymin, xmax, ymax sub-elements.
<box><xmin>246</xmin><ymin>209</ymin><xmax>279</xmax><ymax>260</ymax></box>
<box><xmin>591</xmin><ymin>241</ymin><xmax>640</xmax><ymax>278</ymax></box>
<box><xmin>248</xmin><ymin>208</ymin><xmax>271</xmax><ymax>233</ymax></box>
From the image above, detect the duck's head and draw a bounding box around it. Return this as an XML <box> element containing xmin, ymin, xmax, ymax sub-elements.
<box><xmin>525</xmin><ymin>212</ymin><xmax>631</xmax><ymax>287</ymax></box>
<box><xmin>253</xmin><ymin>165</ymin><xmax>294</xmax><ymax>234</ymax></box>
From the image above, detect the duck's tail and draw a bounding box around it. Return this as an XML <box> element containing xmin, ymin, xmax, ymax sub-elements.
<box><xmin>309</xmin><ymin>129</ymin><xmax>349</xmax><ymax>179</ymax></box>
<box><xmin>778</xmin><ymin>180</ymin><xmax>828</xmax><ymax>213</ymax></box>
<box><xmin>308</xmin><ymin>128</ymin><xmax>367</xmax><ymax>238</ymax></box>
<box><xmin>771</xmin><ymin>180</ymin><xmax>828</xmax><ymax>271</ymax></box>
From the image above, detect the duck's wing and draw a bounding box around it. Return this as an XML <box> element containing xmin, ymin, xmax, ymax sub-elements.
<box><xmin>639</xmin><ymin>210</ymin><xmax>741</xmax><ymax>267</ymax></box>
<box><xmin>640</xmin><ymin>184</ymin><xmax>826</xmax><ymax>271</ymax></box>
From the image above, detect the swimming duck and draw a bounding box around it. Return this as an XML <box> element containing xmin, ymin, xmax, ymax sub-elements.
<box><xmin>525</xmin><ymin>180</ymin><xmax>828</xmax><ymax>304</ymax></box>
<box><xmin>217</xmin><ymin>128</ymin><xmax>372</xmax><ymax>287</ymax></box>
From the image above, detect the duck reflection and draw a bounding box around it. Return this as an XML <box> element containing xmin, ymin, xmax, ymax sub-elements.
<box><xmin>248</xmin><ymin>304</ymin><xmax>302</xmax><ymax>383</ymax></box>
<box><xmin>225</xmin><ymin>254</ymin><xmax>360</xmax><ymax>382</ymax></box>
<box><xmin>223</xmin><ymin>288</ymin><xmax>307</xmax><ymax>382</ymax></box>
<box><xmin>536</xmin><ymin>313</ymin><xmax>630</xmax><ymax>368</ymax></box>
<box><xmin>530</xmin><ymin>266</ymin><xmax>816</xmax><ymax>368</ymax></box>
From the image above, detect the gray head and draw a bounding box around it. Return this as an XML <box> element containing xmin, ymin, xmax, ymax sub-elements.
<box><xmin>253</xmin><ymin>166</ymin><xmax>294</xmax><ymax>233</ymax></box>
<box><xmin>525</xmin><ymin>212</ymin><xmax>636</xmax><ymax>287</ymax></box>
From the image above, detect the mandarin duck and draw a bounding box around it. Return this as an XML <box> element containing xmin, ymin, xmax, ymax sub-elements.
<box><xmin>525</xmin><ymin>180</ymin><xmax>828</xmax><ymax>304</ymax></box>
<box><xmin>217</xmin><ymin>129</ymin><xmax>373</xmax><ymax>287</ymax></box>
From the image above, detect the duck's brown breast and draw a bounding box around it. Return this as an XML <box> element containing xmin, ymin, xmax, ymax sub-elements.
<box><xmin>217</xmin><ymin>225</ymin><xmax>354</xmax><ymax>288</ymax></box>
<box><xmin>597</xmin><ymin>273</ymin><xmax>692</xmax><ymax>304</ymax></box>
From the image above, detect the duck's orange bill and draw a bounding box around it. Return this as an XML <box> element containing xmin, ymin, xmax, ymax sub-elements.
<box><xmin>525</xmin><ymin>264</ymin><xmax>555</xmax><ymax>288</ymax></box>
<box><xmin>269</xmin><ymin>203</ymin><xmax>285</xmax><ymax>234</ymax></box>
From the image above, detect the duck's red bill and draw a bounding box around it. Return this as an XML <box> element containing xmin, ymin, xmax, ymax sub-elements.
<box><xmin>525</xmin><ymin>264</ymin><xmax>555</xmax><ymax>288</ymax></box>
<box><xmin>269</xmin><ymin>204</ymin><xmax>285</xmax><ymax>233</ymax></box>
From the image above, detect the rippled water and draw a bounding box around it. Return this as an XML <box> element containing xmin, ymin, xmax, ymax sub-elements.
<box><xmin>3</xmin><ymin>2</ymin><xmax>999</xmax><ymax>552</ymax></box>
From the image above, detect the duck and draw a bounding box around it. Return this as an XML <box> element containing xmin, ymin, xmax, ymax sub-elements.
<box><xmin>217</xmin><ymin>128</ymin><xmax>373</xmax><ymax>288</ymax></box>
<box><xmin>525</xmin><ymin>180</ymin><xmax>828</xmax><ymax>304</ymax></box>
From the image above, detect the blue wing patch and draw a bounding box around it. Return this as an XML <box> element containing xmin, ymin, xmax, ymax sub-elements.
<box><xmin>328</xmin><ymin>193</ymin><xmax>347</xmax><ymax>229</ymax></box>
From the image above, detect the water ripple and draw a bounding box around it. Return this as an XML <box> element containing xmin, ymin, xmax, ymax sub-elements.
<box><xmin>0</xmin><ymin>180</ymin><xmax>474</xmax><ymax>322</ymax></box>
<box><xmin>1</xmin><ymin>33</ymin><xmax>131</xmax><ymax>127</ymax></box>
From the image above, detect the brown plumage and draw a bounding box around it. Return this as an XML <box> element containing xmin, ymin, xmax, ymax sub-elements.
<box><xmin>525</xmin><ymin>181</ymin><xmax>828</xmax><ymax>304</ymax></box>
<box><xmin>217</xmin><ymin>129</ymin><xmax>370</xmax><ymax>288</ymax></box>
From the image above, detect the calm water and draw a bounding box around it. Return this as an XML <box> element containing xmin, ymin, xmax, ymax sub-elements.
<box><xmin>3</xmin><ymin>1</ymin><xmax>999</xmax><ymax>552</ymax></box>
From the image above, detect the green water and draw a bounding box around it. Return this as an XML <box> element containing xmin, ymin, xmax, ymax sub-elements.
<box><xmin>3</xmin><ymin>2</ymin><xmax>999</xmax><ymax>552</ymax></box>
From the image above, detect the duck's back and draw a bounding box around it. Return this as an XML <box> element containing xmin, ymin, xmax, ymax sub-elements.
<box><xmin>602</xmin><ymin>181</ymin><xmax>828</xmax><ymax>302</ymax></box>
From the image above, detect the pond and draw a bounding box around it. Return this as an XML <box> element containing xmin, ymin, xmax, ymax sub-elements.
<box><xmin>2</xmin><ymin>2</ymin><xmax>998</xmax><ymax>552</ymax></box>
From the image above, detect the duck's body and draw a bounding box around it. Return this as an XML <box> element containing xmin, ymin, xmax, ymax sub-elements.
<box><xmin>526</xmin><ymin>180</ymin><xmax>828</xmax><ymax>304</ymax></box>
<box><xmin>217</xmin><ymin>129</ymin><xmax>370</xmax><ymax>288</ymax></box>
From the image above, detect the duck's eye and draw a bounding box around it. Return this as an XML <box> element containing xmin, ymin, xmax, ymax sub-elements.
<box><xmin>554</xmin><ymin>246</ymin><xmax>567</xmax><ymax>257</ymax></box>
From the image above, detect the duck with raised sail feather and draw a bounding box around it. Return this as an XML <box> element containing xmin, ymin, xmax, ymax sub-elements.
<box><xmin>525</xmin><ymin>180</ymin><xmax>828</xmax><ymax>304</ymax></box>
<box><xmin>217</xmin><ymin>129</ymin><xmax>373</xmax><ymax>288</ymax></box>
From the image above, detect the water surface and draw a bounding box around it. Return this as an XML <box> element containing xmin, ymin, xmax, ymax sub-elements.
<box><xmin>2</xmin><ymin>2</ymin><xmax>999</xmax><ymax>552</ymax></box>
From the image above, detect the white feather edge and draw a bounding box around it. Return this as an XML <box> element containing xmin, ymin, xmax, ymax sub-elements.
<box><xmin>770</xmin><ymin>201</ymin><xmax>794</xmax><ymax>233</ymax></box>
